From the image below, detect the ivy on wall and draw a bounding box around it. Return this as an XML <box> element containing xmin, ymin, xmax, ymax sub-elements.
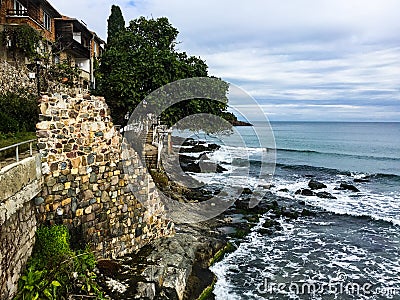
<box><xmin>1</xmin><ymin>24</ymin><xmax>41</xmax><ymax>59</ymax></box>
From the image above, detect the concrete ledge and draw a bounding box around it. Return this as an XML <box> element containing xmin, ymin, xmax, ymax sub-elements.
<box><xmin>0</xmin><ymin>154</ymin><xmax>42</xmax><ymax>226</ymax></box>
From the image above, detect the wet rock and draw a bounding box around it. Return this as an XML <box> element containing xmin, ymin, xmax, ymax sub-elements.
<box><xmin>337</xmin><ymin>183</ymin><xmax>360</xmax><ymax>192</ymax></box>
<box><xmin>262</xmin><ymin>219</ymin><xmax>281</xmax><ymax>228</ymax></box>
<box><xmin>308</xmin><ymin>179</ymin><xmax>327</xmax><ymax>190</ymax></box>
<box><xmin>242</xmin><ymin>188</ymin><xmax>253</xmax><ymax>195</ymax></box>
<box><xmin>295</xmin><ymin>188</ymin><xmax>315</xmax><ymax>196</ymax></box>
<box><xmin>281</xmin><ymin>208</ymin><xmax>299</xmax><ymax>219</ymax></box>
<box><xmin>301</xmin><ymin>208</ymin><xmax>316</xmax><ymax>217</ymax></box>
<box><xmin>179</xmin><ymin>142</ymin><xmax>220</xmax><ymax>153</ymax></box>
<box><xmin>316</xmin><ymin>191</ymin><xmax>337</xmax><ymax>199</ymax></box>
<box><xmin>216</xmin><ymin>164</ymin><xmax>228</xmax><ymax>173</ymax></box>
<box><xmin>279</xmin><ymin>188</ymin><xmax>289</xmax><ymax>193</ymax></box>
<box><xmin>354</xmin><ymin>178</ymin><xmax>370</xmax><ymax>183</ymax></box>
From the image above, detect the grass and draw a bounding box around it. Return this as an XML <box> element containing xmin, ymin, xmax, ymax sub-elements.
<box><xmin>0</xmin><ymin>131</ymin><xmax>36</xmax><ymax>148</ymax></box>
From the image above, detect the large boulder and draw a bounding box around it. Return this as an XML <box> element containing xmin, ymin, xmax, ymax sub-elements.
<box><xmin>295</xmin><ymin>188</ymin><xmax>315</xmax><ymax>196</ymax></box>
<box><xmin>308</xmin><ymin>179</ymin><xmax>327</xmax><ymax>190</ymax></box>
<box><xmin>316</xmin><ymin>191</ymin><xmax>337</xmax><ymax>199</ymax></box>
<box><xmin>338</xmin><ymin>183</ymin><xmax>360</xmax><ymax>192</ymax></box>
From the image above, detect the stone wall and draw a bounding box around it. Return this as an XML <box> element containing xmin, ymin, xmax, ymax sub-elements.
<box><xmin>0</xmin><ymin>59</ymin><xmax>36</xmax><ymax>94</ymax></box>
<box><xmin>0</xmin><ymin>155</ymin><xmax>42</xmax><ymax>299</ymax></box>
<box><xmin>35</xmin><ymin>94</ymin><xmax>173</xmax><ymax>258</ymax></box>
<box><xmin>0</xmin><ymin>59</ymin><xmax>77</xmax><ymax>96</ymax></box>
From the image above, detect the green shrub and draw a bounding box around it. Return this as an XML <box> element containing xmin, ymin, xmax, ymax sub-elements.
<box><xmin>32</xmin><ymin>225</ymin><xmax>72</xmax><ymax>267</ymax></box>
<box><xmin>14</xmin><ymin>225</ymin><xmax>105</xmax><ymax>300</ymax></box>
<box><xmin>0</xmin><ymin>91</ymin><xmax>39</xmax><ymax>133</ymax></box>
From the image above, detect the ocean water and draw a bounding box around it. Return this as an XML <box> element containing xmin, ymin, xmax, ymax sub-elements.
<box><xmin>187</xmin><ymin>122</ymin><xmax>400</xmax><ymax>299</ymax></box>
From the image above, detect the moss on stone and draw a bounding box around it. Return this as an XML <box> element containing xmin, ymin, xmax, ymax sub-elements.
<box><xmin>196</xmin><ymin>277</ymin><xmax>216</xmax><ymax>300</ymax></box>
<box><xmin>209</xmin><ymin>242</ymin><xmax>235</xmax><ymax>266</ymax></box>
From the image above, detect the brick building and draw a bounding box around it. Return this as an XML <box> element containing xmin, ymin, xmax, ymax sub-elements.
<box><xmin>0</xmin><ymin>0</ymin><xmax>105</xmax><ymax>90</ymax></box>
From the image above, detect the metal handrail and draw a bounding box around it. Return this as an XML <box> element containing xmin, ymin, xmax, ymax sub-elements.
<box><xmin>0</xmin><ymin>139</ymin><xmax>37</xmax><ymax>162</ymax></box>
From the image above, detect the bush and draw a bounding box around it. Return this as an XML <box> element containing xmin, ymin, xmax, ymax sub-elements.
<box><xmin>14</xmin><ymin>225</ymin><xmax>105</xmax><ymax>300</ymax></box>
<box><xmin>0</xmin><ymin>91</ymin><xmax>39</xmax><ymax>133</ymax></box>
<box><xmin>30</xmin><ymin>225</ymin><xmax>72</xmax><ymax>269</ymax></box>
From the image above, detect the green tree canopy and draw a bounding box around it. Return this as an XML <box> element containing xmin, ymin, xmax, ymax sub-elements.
<box><xmin>96</xmin><ymin>8</ymin><xmax>231</xmax><ymax>128</ymax></box>
<box><xmin>107</xmin><ymin>5</ymin><xmax>126</xmax><ymax>45</ymax></box>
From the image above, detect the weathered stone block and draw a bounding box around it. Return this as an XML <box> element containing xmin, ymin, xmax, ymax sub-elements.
<box><xmin>83</xmin><ymin>190</ymin><xmax>94</xmax><ymax>200</ymax></box>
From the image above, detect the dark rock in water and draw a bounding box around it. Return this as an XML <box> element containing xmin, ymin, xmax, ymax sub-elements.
<box><xmin>179</xmin><ymin>141</ymin><xmax>220</xmax><ymax>153</ymax></box>
<box><xmin>338</xmin><ymin>183</ymin><xmax>360</xmax><ymax>192</ymax></box>
<box><xmin>216</xmin><ymin>164</ymin><xmax>228</xmax><ymax>173</ymax></box>
<box><xmin>354</xmin><ymin>178</ymin><xmax>370</xmax><ymax>183</ymax></box>
<box><xmin>316</xmin><ymin>191</ymin><xmax>337</xmax><ymax>199</ymax></box>
<box><xmin>279</xmin><ymin>188</ymin><xmax>289</xmax><ymax>193</ymax></box>
<box><xmin>258</xmin><ymin>228</ymin><xmax>274</xmax><ymax>235</ymax></box>
<box><xmin>242</xmin><ymin>188</ymin><xmax>253</xmax><ymax>195</ymax></box>
<box><xmin>179</xmin><ymin>152</ymin><xmax>227</xmax><ymax>173</ymax></box>
<box><xmin>295</xmin><ymin>188</ymin><xmax>315</xmax><ymax>196</ymax></box>
<box><xmin>308</xmin><ymin>179</ymin><xmax>327</xmax><ymax>190</ymax></box>
<box><xmin>281</xmin><ymin>208</ymin><xmax>299</xmax><ymax>219</ymax></box>
<box><xmin>262</xmin><ymin>219</ymin><xmax>280</xmax><ymax>228</ymax></box>
<box><xmin>298</xmin><ymin>200</ymin><xmax>306</xmax><ymax>205</ymax></box>
<box><xmin>301</xmin><ymin>209</ymin><xmax>316</xmax><ymax>217</ymax></box>
<box><xmin>259</xmin><ymin>218</ymin><xmax>283</xmax><ymax>234</ymax></box>
<box><xmin>184</xmin><ymin>162</ymin><xmax>201</xmax><ymax>173</ymax></box>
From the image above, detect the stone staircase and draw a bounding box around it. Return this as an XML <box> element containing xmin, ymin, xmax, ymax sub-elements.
<box><xmin>144</xmin><ymin>127</ymin><xmax>158</xmax><ymax>170</ymax></box>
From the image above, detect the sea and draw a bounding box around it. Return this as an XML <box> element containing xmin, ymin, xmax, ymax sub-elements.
<box><xmin>184</xmin><ymin>122</ymin><xmax>400</xmax><ymax>299</ymax></box>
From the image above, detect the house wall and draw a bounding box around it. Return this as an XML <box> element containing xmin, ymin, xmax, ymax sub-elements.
<box><xmin>0</xmin><ymin>0</ymin><xmax>57</xmax><ymax>42</ymax></box>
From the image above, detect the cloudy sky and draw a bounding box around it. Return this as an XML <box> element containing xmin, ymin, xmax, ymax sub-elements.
<box><xmin>51</xmin><ymin>0</ymin><xmax>400</xmax><ymax>121</ymax></box>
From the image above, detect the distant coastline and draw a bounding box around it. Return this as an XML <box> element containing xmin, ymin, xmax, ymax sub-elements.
<box><xmin>230</xmin><ymin>119</ymin><xmax>253</xmax><ymax>126</ymax></box>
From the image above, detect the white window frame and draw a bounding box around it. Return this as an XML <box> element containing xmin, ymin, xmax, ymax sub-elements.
<box><xmin>43</xmin><ymin>11</ymin><xmax>51</xmax><ymax>31</ymax></box>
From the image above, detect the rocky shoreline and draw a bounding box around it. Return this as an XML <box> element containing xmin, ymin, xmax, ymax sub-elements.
<box><xmin>95</xmin><ymin>138</ymin><xmax>319</xmax><ymax>299</ymax></box>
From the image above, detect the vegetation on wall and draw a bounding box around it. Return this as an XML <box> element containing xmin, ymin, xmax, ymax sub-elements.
<box><xmin>1</xmin><ymin>24</ymin><xmax>41</xmax><ymax>60</ymax></box>
<box><xmin>14</xmin><ymin>225</ymin><xmax>105</xmax><ymax>300</ymax></box>
<box><xmin>45</xmin><ymin>61</ymin><xmax>81</xmax><ymax>88</ymax></box>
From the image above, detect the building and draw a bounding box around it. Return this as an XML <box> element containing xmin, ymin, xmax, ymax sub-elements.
<box><xmin>55</xmin><ymin>16</ymin><xmax>104</xmax><ymax>90</ymax></box>
<box><xmin>0</xmin><ymin>0</ymin><xmax>61</xmax><ymax>62</ymax></box>
<box><xmin>0</xmin><ymin>0</ymin><xmax>105</xmax><ymax>90</ymax></box>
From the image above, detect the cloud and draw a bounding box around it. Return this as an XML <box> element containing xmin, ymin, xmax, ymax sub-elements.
<box><xmin>49</xmin><ymin>0</ymin><xmax>400</xmax><ymax>121</ymax></box>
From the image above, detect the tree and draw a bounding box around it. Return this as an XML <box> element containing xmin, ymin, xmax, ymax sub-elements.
<box><xmin>107</xmin><ymin>5</ymin><xmax>125</xmax><ymax>45</ymax></box>
<box><xmin>95</xmin><ymin>8</ymin><xmax>231</xmax><ymax>128</ymax></box>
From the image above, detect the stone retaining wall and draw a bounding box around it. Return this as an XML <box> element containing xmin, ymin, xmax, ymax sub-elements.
<box><xmin>0</xmin><ymin>59</ymin><xmax>76</xmax><ymax>96</ymax></box>
<box><xmin>35</xmin><ymin>94</ymin><xmax>173</xmax><ymax>258</ymax></box>
<box><xmin>0</xmin><ymin>155</ymin><xmax>42</xmax><ymax>299</ymax></box>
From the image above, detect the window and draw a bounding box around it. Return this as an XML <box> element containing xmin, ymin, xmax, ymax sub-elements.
<box><xmin>73</xmin><ymin>32</ymin><xmax>81</xmax><ymax>43</ymax></box>
<box><xmin>43</xmin><ymin>11</ymin><xmax>51</xmax><ymax>31</ymax></box>
<box><xmin>13</xmin><ymin>0</ymin><xmax>26</xmax><ymax>15</ymax></box>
